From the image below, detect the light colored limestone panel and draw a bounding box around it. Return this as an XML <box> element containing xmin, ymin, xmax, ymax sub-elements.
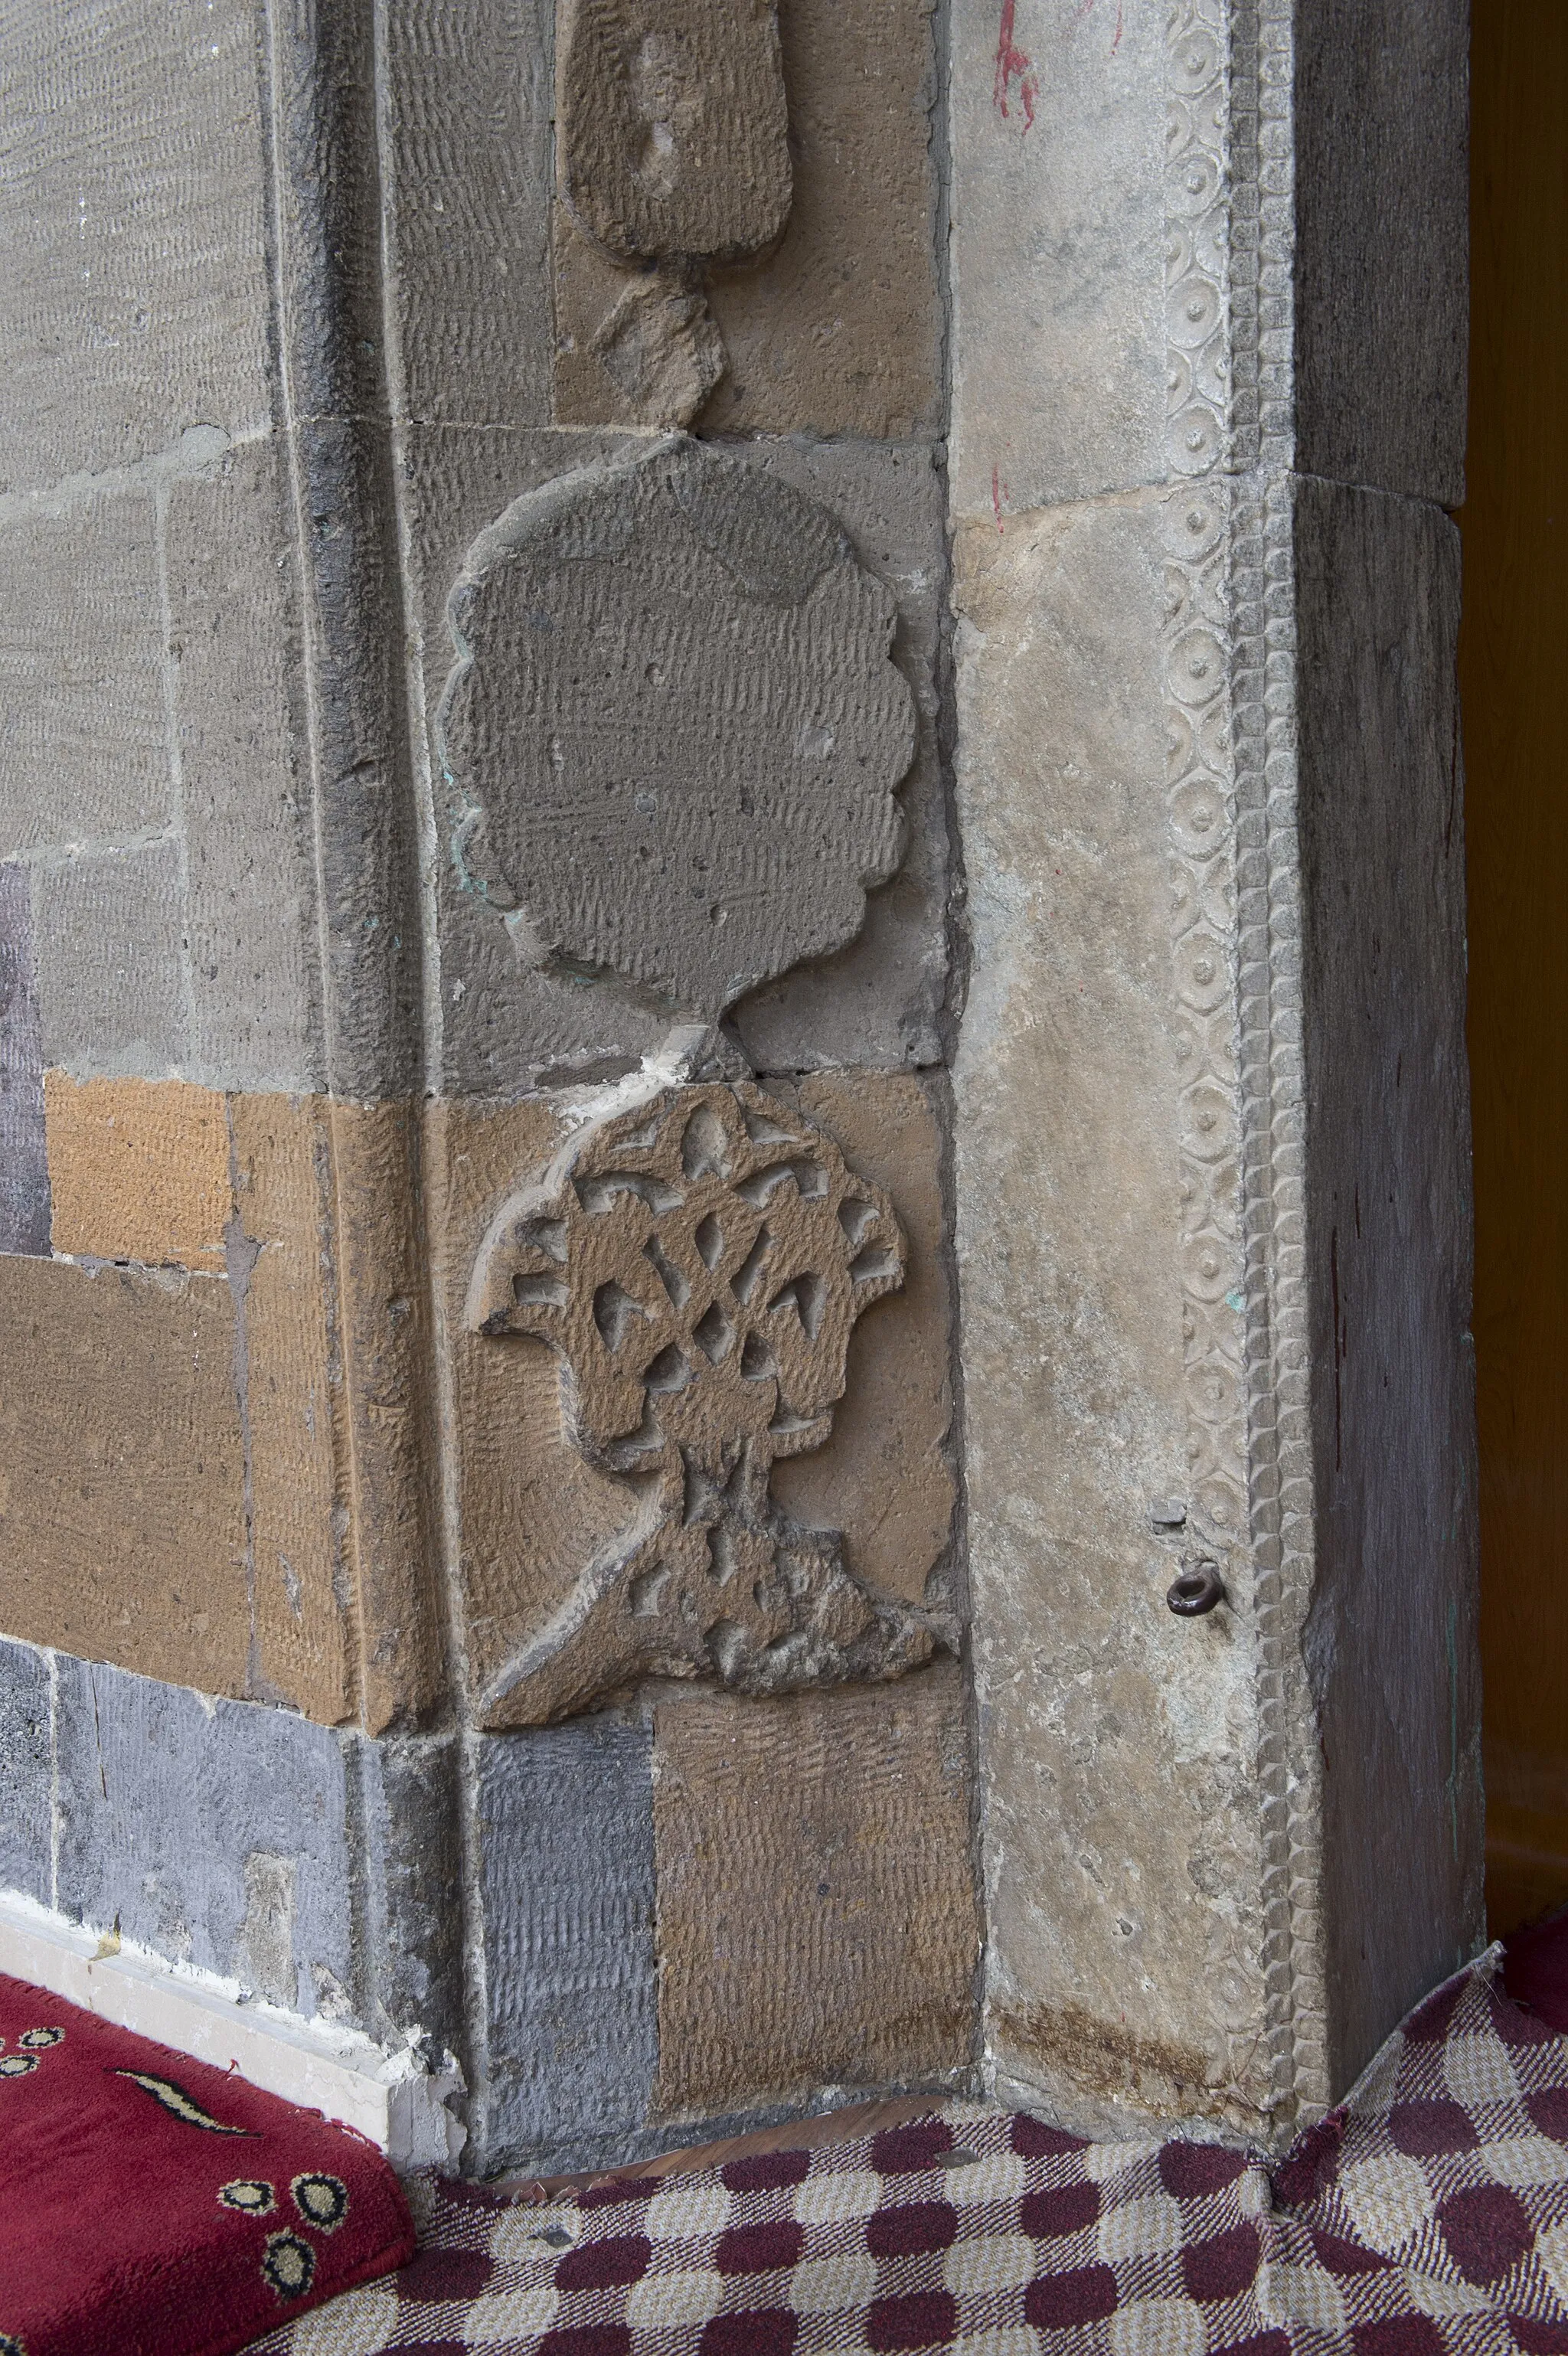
<box><xmin>697</xmin><ymin>0</ymin><xmax>942</xmax><ymax>440</ymax></box>
<box><xmin>0</xmin><ymin>1255</ymin><xmax>248</xmax><ymax>1696</ymax></box>
<box><xmin>0</xmin><ymin>0</ymin><xmax>271</xmax><ymax>492</ymax></box>
<box><xmin>426</xmin><ymin>1092</ymin><xmax>638</xmax><ymax>1727</ymax></box>
<box><xmin>769</xmin><ymin>1069</ymin><xmax>956</xmax><ymax>1613</ymax></box>
<box><xmin>948</xmin><ymin>0</ymin><xmax>1167</xmax><ymax>520</ymax></box>
<box><xmin>950</xmin><ymin>495</ymin><xmax>1269</xmax><ymax>2134</ymax></box>
<box><xmin>165</xmin><ymin>439</ymin><xmax>321</xmax><ymax>1096</ymax></box>
<box><xmin>230</xmin><ymin>1093</ymin><xmax>352</xmax><ymax>1727</ymax></box>
<box><xmin>44</xmin><ymin>1072</ymin><xmax>230</xmax><ymax>1273</ymax></box>
<box><xmin>0</xmin><ymin>490</ymin><xmax>170</xmax><ymax>859</ymax></box>
<box><xmin>33</xmin><ymin>838</ymin><xmax>189</xmax><ymax>1078</ymax></box>
<box><xmin>651</xmin><ymin>1664</ymin><xmax>976</xmax><ymax>2119</ymax></box>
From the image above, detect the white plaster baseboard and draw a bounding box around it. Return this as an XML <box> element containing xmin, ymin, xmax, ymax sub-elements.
<box><xmin>0</xmin><ymin>1890</ymin><xmax>464</xmax><ymax>2171</ymax></box>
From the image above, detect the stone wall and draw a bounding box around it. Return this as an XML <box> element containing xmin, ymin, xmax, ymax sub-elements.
<box><xmin>0</xmin><ymin>0</ymin><xmax>1479</xmax><ymax>2171</ymax></box>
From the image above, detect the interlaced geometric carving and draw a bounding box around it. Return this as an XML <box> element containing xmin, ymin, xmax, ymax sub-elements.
<box><xmin>467</xmin><ymin>1080</ymin><xmax>937</xmax><ymax>1722</ymax></box>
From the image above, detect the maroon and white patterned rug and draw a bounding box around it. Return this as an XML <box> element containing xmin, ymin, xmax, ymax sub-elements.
<box><xmin>246</xmin><ymin>1942</ymin><xmax>1568</xmax><ymax>2353</ymax></box>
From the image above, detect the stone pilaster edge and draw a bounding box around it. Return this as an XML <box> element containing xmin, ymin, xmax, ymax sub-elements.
<box><xmin>1165</xmin><ymin>0</ymin><xmax>1328</xmax><ymax>2132</ymax></box>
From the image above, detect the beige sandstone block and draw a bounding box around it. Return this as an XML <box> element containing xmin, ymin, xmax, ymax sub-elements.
<box><xmin>770</xmin><ymin>1070</ymin><xmax>956</xmax><ymax>1612</ymax></box>
<box><xmin>0</xmin><ymin>1255</ymin><xmax>248</xmax><ymax>1694</ymax></box>
<box><xmin>44</xmin><ymin>1072</ymin><xmax>230</xmax><ymax>1273</ymax></box>
<box><xmin>230</xmin><ymin>1093</ymin><xmax>351</xmax><ymax>1726</ymax></box>
<box><xmin>651</xmin><ymin>1664</ymin><xmax>976</xmax><ymax>2117</ymax></box>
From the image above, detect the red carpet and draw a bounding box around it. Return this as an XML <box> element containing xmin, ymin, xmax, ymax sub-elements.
<box><xmin>0</xmin><ymin>1971</ymin><xmax>413</xmax><ymax>2356</ymax></box>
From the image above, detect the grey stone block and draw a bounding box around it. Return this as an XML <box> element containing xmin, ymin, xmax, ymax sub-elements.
<box><xmin>165</xmin><ymin>440</ymin><xmax>322</xmax><ymax>1092</ymax></box>
<box><xmin>0</xmin><ymin>864</ymin><xmax>49</xmax><ymax>1256</ymax></box>
<box><xmin>1295</xmin><ymin>475</ymin><xmax>1482</xmax><ymax>2085</ymax></box>
<box><xmin>0</xmin><ymin>1637</ymin><xmax>51</xmax><ymax>1905</ymax></box>
<box><xmin>0</xmin><ymin>0</ymin><xmax>271</xmax><ymax>493</ymax></box>
<box><xmin>353</xmin><ymin>1732</ymin><xmax>466</xmax><ymax>2065</ymax></box>
<box><xmin>407</xmin><ymin>425</ymin><xmax>949</xmax><ymax>1089</ymax></box>
<box><xmin>0</xmin><ymin>491</ymin><xmax>169</xmax><ymax>858</ymax></box>
<box><xmin>475</xmin><ymin>1713</ymin><xmax>658</xmax><ymax>2172</ymax></box>
<box><xmin>1295</xmin><ymin>0</ymin><xmax>1469</xmax><ymax>505</ymax></box>
<box><xmin>55</xmin><ymin>1657</ymin><xmax>356</xmax><ymax>2019</ymax></box>
<box><xmin>34</xmin><ymin>838</ymin><xmax>188</xmax><ymax>1077</ymax></box>
<box><xmin>384</xmin><ymin>0</ymin><xmax>553</xmax><ymax>430</ymax></box>
<box><xmin>949</xmin><ymin>0</ymin><xmax>1166</xmax><ymax>520</ymax></box>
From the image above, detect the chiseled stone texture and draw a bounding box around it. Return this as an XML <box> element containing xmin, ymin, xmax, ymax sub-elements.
<box><xmin>0</xmin><ymin>1637</ymin><xmax>51</xmax><ymax>1907</ymax></box>
<box><xmin>475</xmin><ymin>1714</ymin><xmax>658</xmax><ymax>2173</ymax></box>
<box><xmin>558</xmin><ymin>0</ymin><xmax>789</xmax><ymax>265</ymax></box>
<box><xmin>0</xmin><ymin>1254</ymin><xmax>249</xmax><ymax>1699</ymax></box>
<box><xmin>1295</xmin><ymin>477</ymin><xmax>1483</xmax><ymax>2086</ymax></box>
<box><xmin>431</xmin><ymin>1070</ymin><xmax>953</xmax><ymax>1730</ymax></box>
<box><xmin>0</xmin><ymin>489</ymin><xmax>169</xmax><ymax>857</ymax></box>
<box><xmin>33</xmin><ymin>838</ymin><xmax>188</xmax><ymax>1077</ymax></box>
<box><xmin>44</xmin><ymin>1073</ymin><xmax>230</xmax><ymax>1273</ymax></box>
<box><xmin>698</xmin><ymin>0</ymin><xmax>942</xmax><ymax>440</ymax></box>
<box><xmin>437</xmin><ymin>435</ymin><xmax>911</xmax><ymax>1023</ymax></box>
<box><xmin>948</xmin><ymin>0</ymin><xmax>1166</xmax><ymax>521</ymax></box>
<box><xmin>407</xmin><ymin>426</ymin><xmax>949</xmax><ymax>1089</ymax></box>
<box><xmin>951</xmin><ymin>496</ymin><xmax>1269</xmax><ymax>2132</ymax></box>
<box><xmin>0</xmin><ymin>863</ymin><xmax>49</xmax><ymax>1257</ymax></box>
<box><xmin>0</xmin><ymin>0</ymin><xmax>271</xmax><ymax>492</ymax></box>
<box><xmin>650</xmin><ymin>1666</ymin><xmax>976</xmax><ymax>2119</ymax></box>
<box><xmin>766</xmin><ymin>1070</ymin><xmax>957</xmax><ymax>1614</ymax></box>
<box><xmin>1294</xmin><ymin>0</ymin><xmax>1469</xmax><ymax>505</ymax></box>
<box><xmin>165</xmin><ymin>439</ymin><xmax>322</xmax><ymax>1094</ymax></box>
<box><xmin>54</xmin><ymin>1655</ymin><xmax>354</xmax><ymax>2017</ymax></box>
<box><xmin>383</xmin><ymin>0</ymin><xmax>553</xmax><ymax>431</ymax></box>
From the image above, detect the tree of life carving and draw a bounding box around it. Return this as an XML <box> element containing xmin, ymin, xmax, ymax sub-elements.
<box><xmin>466</xmin><ymin>1080</ymin><xmax>938</xmax><ymax>1724</ymax></box>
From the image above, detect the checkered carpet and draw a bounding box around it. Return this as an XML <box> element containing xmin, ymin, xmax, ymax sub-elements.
<box><xmin>247</xmin><ymin>1943</ymin><xmax>1568</xmax><ymax>2353</ymax></box>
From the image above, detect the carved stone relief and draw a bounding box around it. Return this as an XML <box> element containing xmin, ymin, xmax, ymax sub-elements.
<box><xmin>436</xmin><ymin>434</ymin><xmax>913</xmax><ymax>1024</ymax></box>
<box><xmin>466</xmin><ymin>1080</ymin><xmax>939</xmax><ymax>1724</ymax></box>
<box><xmin>554</xmin><ymin>0</ymin><xmax>790</xmax><ymax>424</ymax></box>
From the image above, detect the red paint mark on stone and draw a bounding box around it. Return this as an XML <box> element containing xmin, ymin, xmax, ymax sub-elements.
<box><xmin>991</xmin><ymin>468</ymin><xmax>1012</xmax><ymax>533</ymax></box>
<box><xmin>1112</xmin><ymin>2</ymin><xmax>1123</xmax><ymax>51</ymax></box>
<box><xmin>993</xmin><ymin>1</ymin><xmax>1037</xmax><ymax>129</ymax></box>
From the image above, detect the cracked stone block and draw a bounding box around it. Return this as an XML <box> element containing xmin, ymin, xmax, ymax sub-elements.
<box><xmin>54</xmin><ymin>1657</ymin><xmax>354</xmax><ymax>2018</ymax></box>
<box><xmin>0</xmin><ymin>1638</ymin><xmax>51</xmax><ymax>1905</ymax></box>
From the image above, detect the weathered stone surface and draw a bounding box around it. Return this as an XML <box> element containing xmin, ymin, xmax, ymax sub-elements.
<box><xmin>554</xmin><ymin>215</ymin><xmax>727</xmax><ymax>428</ymax></box>
<box><xmin>0</xmin><ymin>1636</ymin><xmax>51</xmax><ymax>1905</ymax></box>
<box><xmin>1295</xmin><ymin>0</ymin><xmax>1469</xmax><ymax>505</ymax></box>
<box><xmin>466</xmin><ymin>1078</ymin><xmax>936</xmax><ymax>1721</ymax></box>
<box><xmin>725</xmin><ymin>438</ymin><xmax>949</xmax><ymax>1074</ymax></box>
<box><xmin>697</xmin><ymin>0</ymin><xmax>942</xmax><ymax>441</ymax></box>
<box><xmin>0</xmin><ymin>492</ymin><xmax>168</xmax><ymax>857</ymax></box>
<box><xmin>383</xmin><ymin>0</ymin><xmax>553</xmax><ymax>430</ymax></box>
<box><xmin>0</xmin><ymin>0</ymin><xmax>271</xmax><ymax>492</ymax></box>
<box><xmin>475</xmin><ymin>1714</ymin><xmax>658</xmax><ymax>2171</ymax></box>
<box><xmin>650</xmin><ymin>1666</ymin><xmax>976</xmax><ymax>2118</ymax></box>
<box><xmin>768</xmin><ymin>1070</ymin><xmax>956</xmax><ymax>1613</ymax></box>
<box><xmin>557</xmin><ymin>0</ymin><xmax>790</xmax><ymax>266</ymax></box>
<box><xmin>54</xmin><ymin>1657</ymin><xmax>353</xmax><ymax>2019</ymax></box>
<box><xmin>406</xmin><ymin>427</ymin><xmax>946</xmax><ymax>1087</ymax></box>
<box><xmin>166</xmin><ymin>440</ymin><xmax>321</xmax><ymax>1093</ymax></box>
<box><xmin>230</xmin><ymin>1093</ymin><xmax>352</xmax><ymax>1728</ymax></box>
<box><xmin>0</xmin><ymin>1255</ymin><xmax>248</xmax><ymax>1698</ymax></box>
<box><xmin>34</xmin><ymin>839</ymin><xmax>188</xmax><ymax>1077</ymax></box>
<box><xmin>948</xmin><ymin>0</ymin><xmax>1166</xmax><ymax>520</ymax></box>
<box><xmin>327</xmin><ymin>1101</ymin><xmax>445</xmax><ymax>1736</ymax></box>
<box><xmin>0</xmin><ymin>864</ymin><xmax>49</xmax><ymax>1257</ymax></box>
<box><xmin>44</xmin><ymin>1073</ymin><xmax>230</xmax><ymax>1273</ymax></box>
<box><xmin>354</xmin><ymin>1733</ymin><xmax>466</xmax><ymax>2059</ymax></box>
<box><xmin>1294</xmin><ymin>476</ymin><xmax>1482</xmax><ymax>2084</ymax></box>
<box><xmin>437</xmin><ymin>435</ymin><xmax>913</xmax><ymax>1023</ymax></box>
<box><xmin>951</xmin><ymin>495</ymin><xmax>1269</xmax><ymax>2132</ymax></box>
